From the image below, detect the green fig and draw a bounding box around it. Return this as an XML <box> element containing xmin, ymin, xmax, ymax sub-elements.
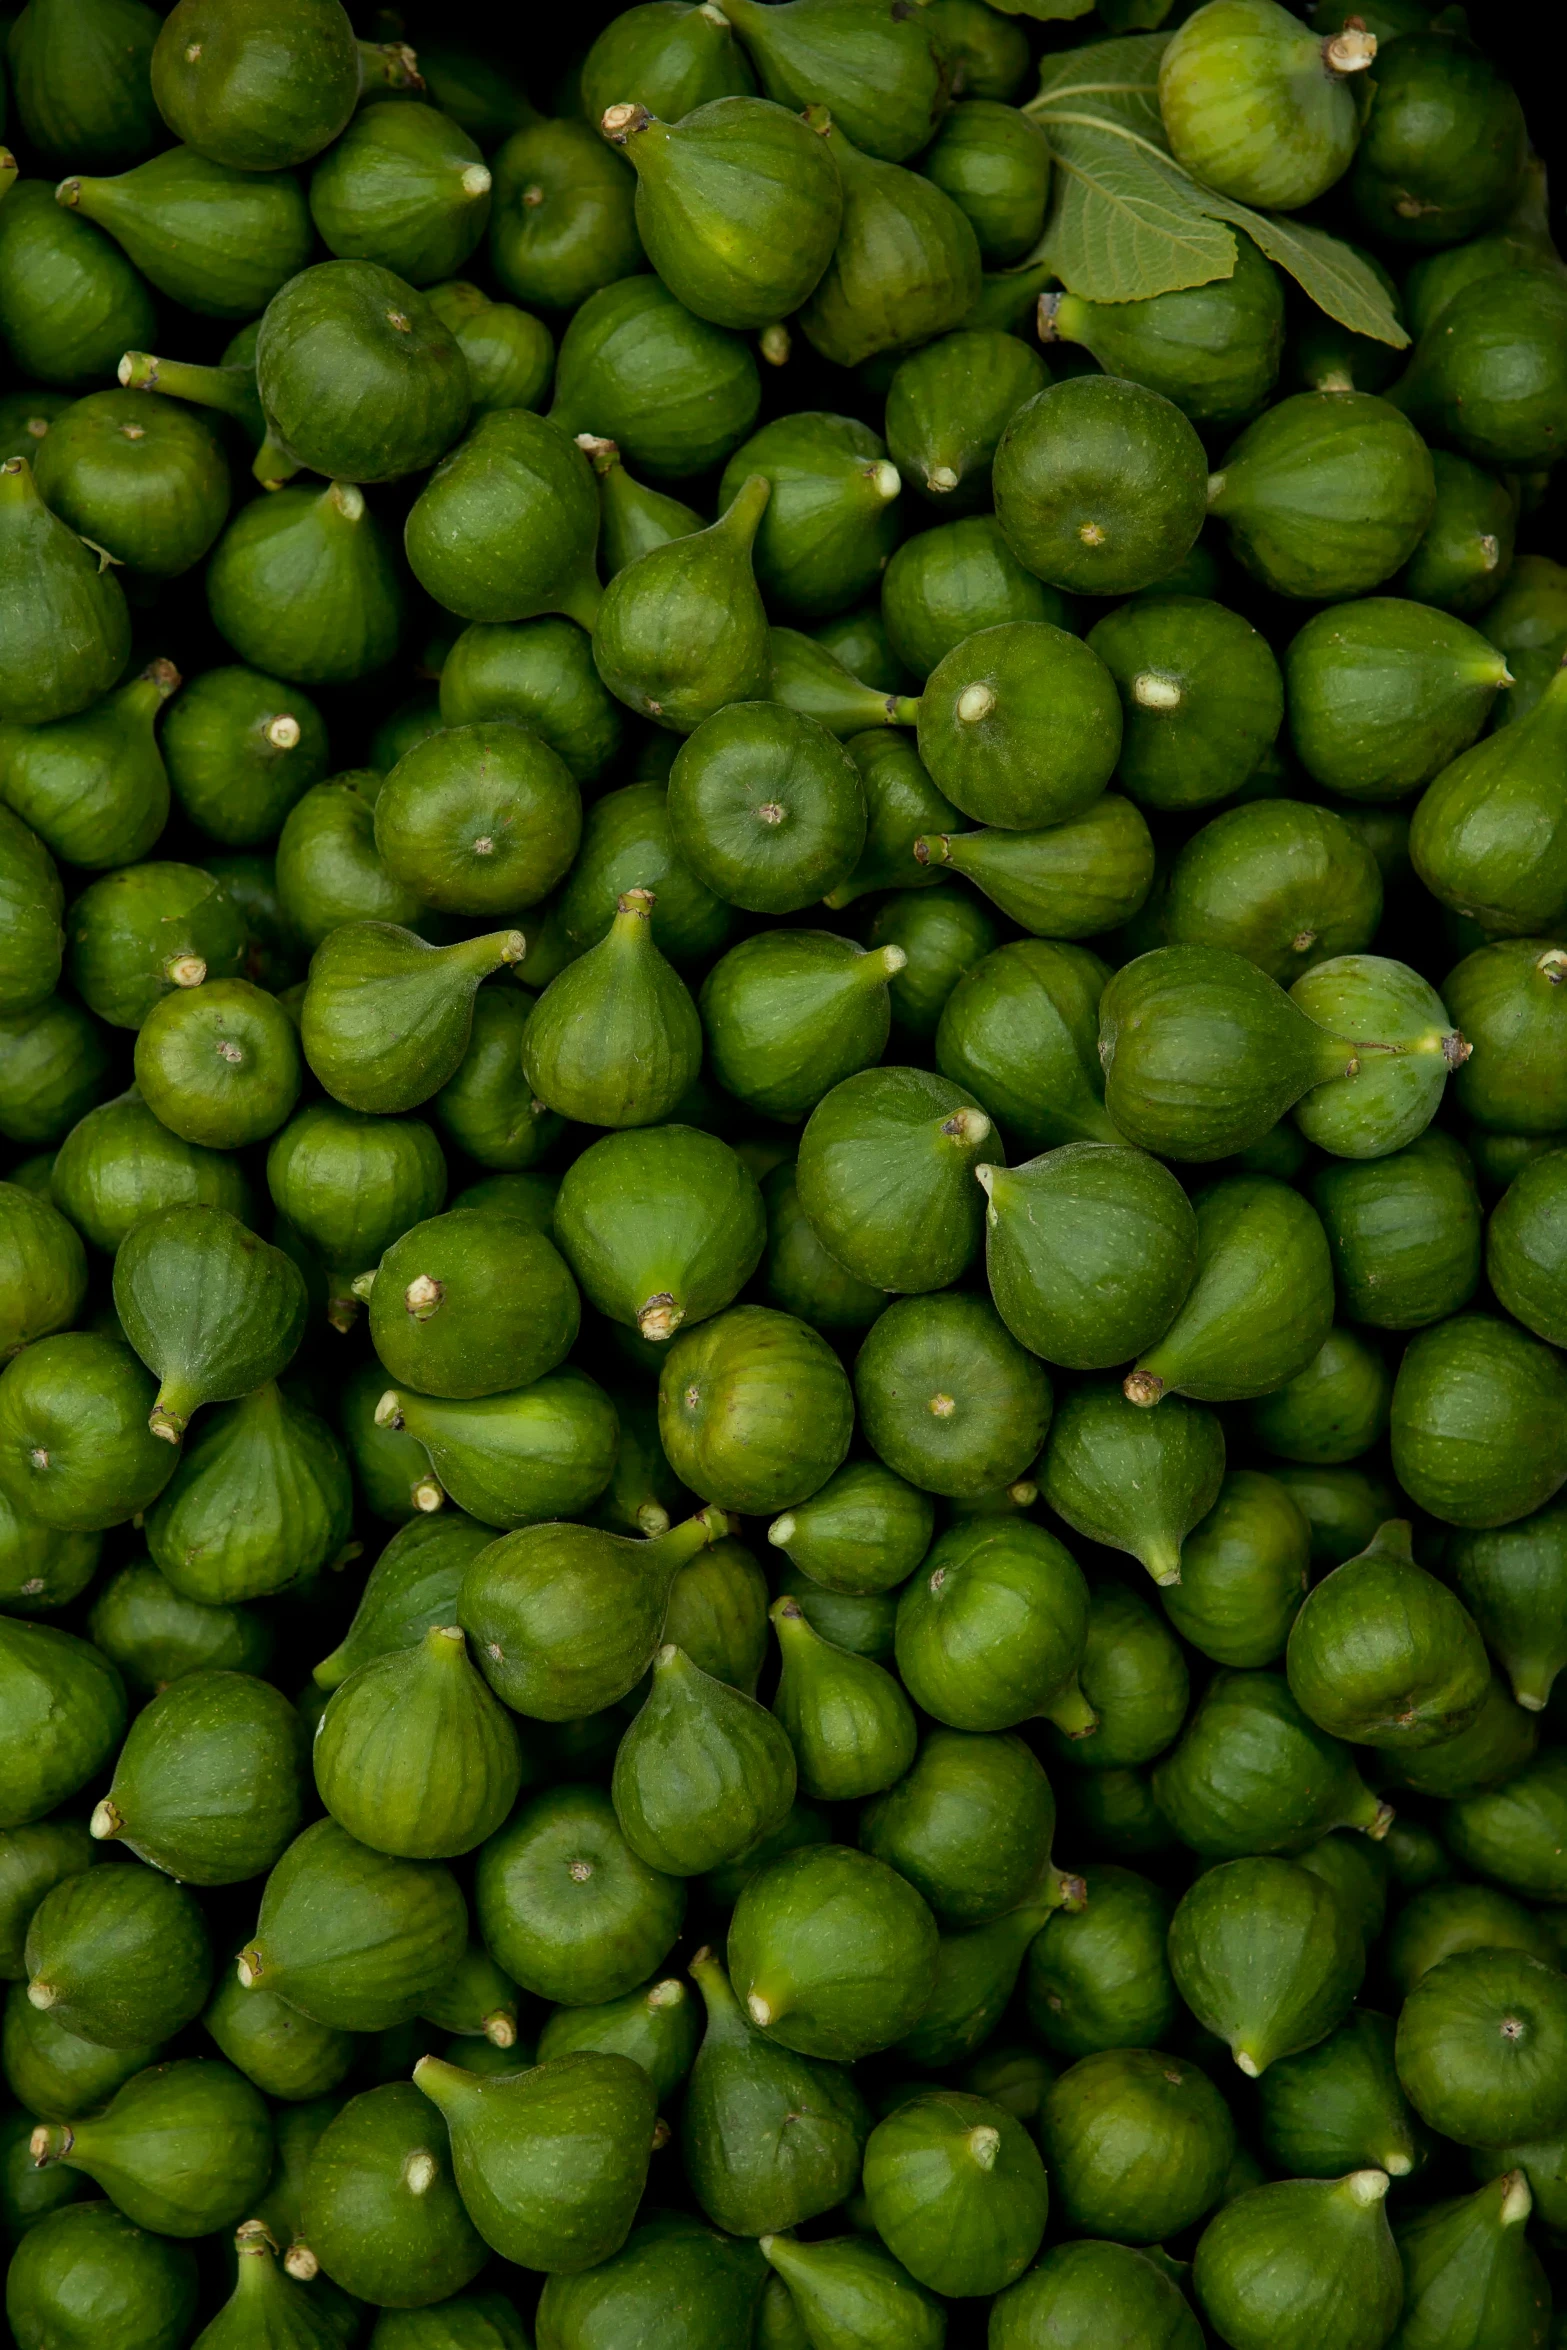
<box><xmin>796</xmin><ymin>1064</ymin><xmax>1001</xmax><ymax>1293</ymax></box>
<box><xmin>2</xmin><ymin>2200</ymin><xmax>197</xmax><ymax>2350</ymax></box>
<box><xmin>1165</xmin><ymin>1466</ymin><xmax>1315</xmax><ymax>1673</ymax></box>
<box><xmin>797</xmin><ymin>108</ymin><xmax>979</xmax><ymax>369</ymax></box>
<box><xmin>1391</xmin><ymin>1312</ymin><xmax>1567</xmax><ymax>1530</ymax></box>
<box><xmin>1386</xmin><ymin>1883</ymin><xmax>1558</xmax><ymax>1999</ymax></box>
<box><xmin>934</xmin><ymin>937</ymin><xmax>1117</xmax><ymax>1152</ymax></box>
<box><xmin>1049</xmin><ymin>1578</ymin><xmax>1190</xmax><ymax>1772</ymax></box>
<box><xmin>560</xmin><ymin>778</ymin><xmax>729</xmax><ymax>962</ymax></box>
<box><xmin>1395</xmin><ymin>1947</ymin><xmax>1567</xmax><ymax>2149</ymax></box>
<box><xmin>1162</xmin><ymin>799</ymin><xmax>1382</xmax><ymax>985</ymax></box>
<box><xmin>659</xmin><ymin>1306</ymin><xmax>854</xmax><ymax>1515</ymax></box>
<box><xmin>159</xmin><ymin>667</ymin><xmax>328</xmax><ymax>850</ymax></box>
<box><xmin>203</xmin><ymin>1965</ymin><xmax>353</xmax><ymax>2105</ymax></box>
<box><xmin>1397</xmin><ymin>449</ymin><xmax>1518</xmax><ymax>616</ymax></box>
<box><xmin>0</xmin><ymin>183</ymin><xmax>156</xmax><ymax>392</ymax></box>
<box><xmin>433</xmin><ymin>993</ymin><xmax>564</xmax><ymax>1176</ymax></box>
<box><xmin>855</xmin><ymin>1290</ymin><xmax>1052</xmax><ymax>1500</ymax></box>
<box><xmin>0</xmin><ymin>998</ymin><xmax>114</xmax><ymax>1150</ymax></box>
<box><xmin>1024</xmin><ymin>1863</ymin><xmax>1175</xmax><ymax>2058</ymax></box>
<box><xmin>0</xmin><ymin>1820</ymin><xmax>94</xmax><ymax>1979</ymax></box>
<box><xmin>113</xmin><ymin>1204</ymin><xmax>307</xmax><ymax>1444</ymax></box>
<box><xmin>238</xmin><ymin>1819</ymin><xmax>467</xmax><ymax>2034</ymax></box>
<box><xmin>859</xmin><ymin>1727</ymin><xmax>1064</xmax><ymax>1926</ymax></box>
<box><xmin>759</xmin><ymin>1159</ymin><xmax>887</xmax><ymax>1332</ymax></box>
<box><xmin>427</xmin><ymin>280</ymin><xmax>555</xmax><ymax>418</ymax></box>
<box><xmin>309</xmin><ymin>102</ymin><xmax>493</xmax><ymax>286</ymax></box>
<box><xmin>440</xmin><ymin>616</ymin><xmax>623</xmax><ymax>785</ymax></box>
<box><xmin>1411</xmin><ymin>664</ymin><xmax>1567</xmax><ymax>935</ymax></box>
<box><xmin>594</xmin><ymin>476</ymin><xmax>772</xmax><ymax>732</ymax></box>
<box><xmin>1169</xmin><ymin>1853</ymin><xmax>1364</xmax><ymax>2078</ymax></box>
<box><xmin>537</xmin><ymin>2212</ymin><xmax>769</xmax><ymax>2348</ymax></box>
<box><xmin>314</xmin><ymin>1626</ymin><xmax>521</xmax><ymax>1862</ymax></box>
<box><xmin>254</xmin><ymin>260</ymin><xmax>469</xmax><ymax>486</ymax></box>
<box><xmin>4</xmin><ymin>660</ymin><xmax>175</xmax><ymax>870</ymax></box>
<box><xmin>669</xmin><ymin>701</ymin><xmax>867</xmax><ymax>913</ymax></box>
<box><xmin>1245</xmin><ymin>1327</ymin><xmax>1392</xmax><ymax>1466</ymax></box>
<box><xmin>1153</xmin><ymin>1668</ymin><xmax>1389</xmax><ymax>1857</ymax></box>
<box><xmin>0</xmin><ymin>1479</ymin><xmax>101</xmax><ymax>1618</ymax></box>
<box><xmin>460</xmin><ymin>1505</ymin><xmax>728</xmax><ymax>1719</ymax></box>
<box><xmin>412</xmin><ymin>2049</ymin><xmax>658</xmax><ymax>2272</ymax></box>
<box><xmin>0</xmin><ymin>1331</ymin><xmax>177</xmax><ymax>1531</ymax></box>
<box><xmin>990</xmin><ymin>2240</ymin><xmax>1203</xmax><ymax>2350</ymax></box>
<box><xmin>1206</xmin><ymin>390</ymin><xmax>1435</xmax><ymax>601</ymax></box>
<box><xmin>719</xmin><ymin>411</ymin><xmax>901</xmax><ymax>622</ymax></box>
<box><xmin>581</xmin><ymin>2</ymin><xmax>757</xmax><ymax>125</ymax></box>
<box><xmin>759</xmin><ymin>2232</ymin><xmax>944</xmax><ymax>2350</ymax></box>
<box><xmin>1387</xmin><ymin>269</ymin><xmax>1567</xmax><ymax>471</ymax></box>
<box><xmin>4</xmin><ymin>1975</ymin><xmax>163</xmax><ymax>2122</ymax></box>
<box><xmin>915</xmin><ymin>798</ymin><xmax>1156</xmax><ymax>942</ymax></box>
<box><xmin>1446</xmin><ymin>939</ymin><xmax>1567</xmax><ymax>1138</ymax></box>
<box><xmin>372</xmin><ymin>724</ymin><xmax>581</xmax><ymax>917</ymax></box>
<box><xmin>980</xmin><ymin>1143</ymin><xmax>1197</xmax><ymax>1372</ymax></box>
<box><xmin>0</xmin><ymin>1617</ymin><xmax>123</xmax><ymax>1833</ymax></box>
<box><xmin>1040</xmin><ymin>232</ymin><xmax>1285</xmax><ymax>426</ymax></box>
<box><xmin>896</xmin><ymin>1894</ymin><xmax>1064</xmax><ymax>2075</ymax></box>
<box><xmin>267</xmin><ymin>1102</ymin><xmax>447</xmax><ymax>1333</ymax></box>
<box><xmin>728</xmin><ymin>1843</ymin><xmax>938</xmax><ymax>2062</ymax></box>
<box><xmin>31</xmin><ymin>389</ymin><xmax>230</xmax><ymax>582</ymax></box>
<box><xmin>1125</xmin><ymin>1174</ymin><xmax>1333</xmax><ymax>1408</ymax></box>
<box><xmin>1192</xmin><ymin>2168</ymin><xmax>1402</xmax><ymax>2350</ymax></box>
<box><xmin>189</xmin><ymin>2218</ymin><xmax>354</xmax><ymax>2350</ymax></box>
<box><xmin>916</xmin><ymin>619</ymin><xmax>1121</xmax><ymax>830</ymax></box>
<box><xmin>549</xmin><ymin>273</ymin><xmax>761</xmax><ymax>479</ymax></box>
<box><xmin>701</xmin><ymin>933</ymin><xmax>905</xmax><ymax>1122</ymax></box>
<box><xmin>881</xmin><ymin>513</ymin><xmax>1064</xmax><ymax>681</ymax></box>
<box><xmin>1444</xmin><ymin>1747</ymin><xmax>1567</xmax><ymax>1903</ymax></box>
<box><xmin>768</xmin><ymin>1459</ymin><xmax>933</xmax><ymax>1597</ymax></box>
<box><xmin>1041</xmin><ymin>2047</ymin><xmax>1234</xmax><ymax>2247</ymax></box>
<box><xmin>535</xmin><ymin>1971</ymin><xmax>699</xmax><ymax>2102</ymax></box>
<box><xmin>92</xmin><ymin>1669</ymin><xmax>305</xmax><ymax>1886</ymax></box>
<box><xmin>302</xmin><ymin>922</ymin><xmax>526</xmax><ymax>1117</ymax></box>
<box><xmin>25</xmin><ymin>1860</ymin><xmax>210</xmax><ymax>2048</ymax></box>
<box><xmin>58</xmin><ymin>149</ymin><xmax>312</xmax><ymax>319</ymax></box>
<box><xmin>475</xmin><ymin>1783</ymin><xmax>685</xmax><ymax>2008</ymax></box>
<box><xmin>893</xmin><ymin>1518</ymin><xmax>1093</xmax><ymax>1739</ymax></box>
<box><xmin>769</xmin><ymin>622</ymin><xmax>922</xmax><ymax>736</ymax></box>
<box><xmin>133</xmin><ymin>978</ymin><xmax>301</xmax><ymax>1152</ymax></box>
<box><xmin>1286</xmin><ymin>1518</ymin><xmax>1490</xmax><ymax>1749</ymax></box>
<box><xmin>554</xmin><ymin>1126</ymin><xmax>762</xmax><ymax>1346</ymax></box>
<box><xmin>770</xmin><ymin>1596</ymin><xmax>917</xmax><ymax>1800</ymax></box>
<box><xmin>6</xmin><ymin>0</ymin><xmax>162</xmax><ymax>170</ymax></box>
<box><xmin>1257</xmin><ymin>2009</ymin><xmax>1425</xmax><ymax>2181</ymax></box>
<box><xmin>1286</xmin><ymin>595</ymin><xmax>1513</xmax><ymax>801</ymax></box>
<box><xmin>824</xmin><ymin>732</ymin><xmax>963</xmax><ymax>909</ymax></box>
<box><xmin>681</xmin><ymin>1944</ymin><xmax>869</xmax><ymax>2237</ymax></box>
<box><xmin>1085</xmin><ymin>594</ymin><xmax>1285</xmax><ymax>815</ymax></box>
<box><xmin>1042</xmin><ymin>1380</ymin><xmax>1226</xmax><ymax>1587</ymax></box>
<box><xmin>405</xmin><ymin>413</ymin><xmax>600</xmax><ymax>631</ymax></box>
<box><xmin>1383</xmin><ymin>1673</ymin><xmax>1538</xmax><ymax>1803</ymax></box>
<box><xmin>1312</xmin><ymin>1127</ymin><xmax>1481</xmax><ymax>1330</ymax></box>
<box><xmin>298</xmin><ymin>2081</ymin><xmax>485</xmax><ymax>2309</ymax></box>
<box><xmin>366</xmin><ymin>1209</ymin><xmax>579</xmax><ymax>1400</ymax></box>
<box><xmin>0</xmin><ymin>805</ymin><xmax>65</xmax><ymax>1020</ymax></box>
<box><xmin>1391</xmin><ymin>2169</ymin><xmax>1549</xmax><ymax>2350</ymax></box>
<box><xmin>720</xmin><ymin>0</ymin><xmax>948</xmax><ymax>162</ymax></box>
<box><xmin>921</xmin><ymin>100</ymin><xmax>1050</xmax><ymax>266</ymax></box>
<box><xmin>488</xmin><ymin>115</ymin><xmax>642</xmax><ymax>314</ymax></box>
<box><xmin>613</xmin><ymin>1641</ymin><xmax>797</xmax><ymax>1875</ymax></box>
<box><xmin>1446</xmin><ymin>1505</ymin><xmax>1567</xmax><ymax>1713</ymax></box>
<box><xmin>602</xmin><ymin>97</ymin><xmax>841</xmax><ymax>331</ymax></box>
<box><xmin>375</xmin><ymin>1368</ymin><xmax>620</xmax><ymax>1531</ymax></box>
<box><xmin>275</xmin><ymin>777</ymin><xmax>426</xmax><ymax>951</ymax></box>
<box><xmin>28</xmin><ymin>2057</ymin><xmax>272</xmax><ymax>2239</ymax></box>
<box><xmin>994</xmin><ymin>374</ymin><xmax>1209</xmax><ymax>598</ymax></box>
<box><xmin>143</xmin><ymin>1380</ymin><xmax>351</xmax><ymax>1605</ymax></box>
<box><xmin>1098</xmin><ymin>942</ymin><xmax>1368</xmax><ymax>1163</ymax></box>
<box><xmin>88</xmin><ymin>1560</ymin><xmax>270</xmax><ymax>1697</ymax></box>
<box><xmin>0</xmin><ymin>1181</ymin><xmax>85</xmax><ymax>1363</ymax></box>
<box><xmin>313</xmin><ymin>1515</ymin><xmax>494</xmax><ymax>1693</ymax></box>
<box><xmin>207</xmin><ymin>483</ymin><xmax>404</xmax><ymax>686</ymax></box>
<box><xmin>64</xmin><ymin>863</ymin><xmax>246</xmax><ymax>1033</ymax></box>
<box><xmin>581</xmin><ymin>435</ymin><xmax>706</xmax><ymax>580</ymax></box>
<box><xmin>863</xmin><ymin>2086</ymin><xmax>1046</xmax><ymax>2298</ymax></box>
<box><xmin>522</xmin><ymin>888</ymin><xmax>701</xmax><ymax>1127</ymax></box>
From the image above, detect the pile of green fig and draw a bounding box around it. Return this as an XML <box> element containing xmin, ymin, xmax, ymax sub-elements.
<box><xmin>4</xmin><ymin>0</ymin><xmax>1567</xmax><ymax>2343</ymax></box>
